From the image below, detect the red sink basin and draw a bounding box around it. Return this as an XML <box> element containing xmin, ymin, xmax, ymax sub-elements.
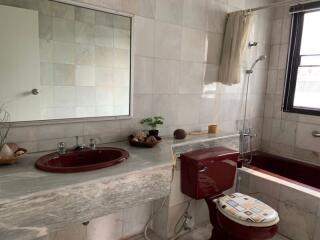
<box><xmin>35</xmin><ymin>147</ymin><xmax>129</xmax><ymax>173</ymax></box>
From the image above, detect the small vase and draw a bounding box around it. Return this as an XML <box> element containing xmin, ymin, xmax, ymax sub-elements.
<box><xmin>149</xmin><ymin>129</ymin><xmax>159</xmax><ymax>137</ymax></box>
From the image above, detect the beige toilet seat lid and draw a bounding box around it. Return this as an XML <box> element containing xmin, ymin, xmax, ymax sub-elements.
<box><xmin>217</xmin><ymin>193</ymin><xmax>279</xmax><ymax>227</ymax></box>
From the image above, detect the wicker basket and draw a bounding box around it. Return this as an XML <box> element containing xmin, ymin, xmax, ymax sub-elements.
<box><xmin>0</xmin><ymin>148</ymin><xmax>27</xmax><ymax>165</ymax></box>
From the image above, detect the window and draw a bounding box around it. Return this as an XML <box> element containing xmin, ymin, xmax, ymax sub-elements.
<box><xmin>283</xmin><ymin>1</ymin><xmax>320</xmax><ymax>116</ymax></box>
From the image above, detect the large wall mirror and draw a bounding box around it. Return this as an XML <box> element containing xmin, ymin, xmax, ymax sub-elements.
<box><xmin>0</xmin><ymin>0</ymin><xmax>132</xmax><ymax>123</ymax></box>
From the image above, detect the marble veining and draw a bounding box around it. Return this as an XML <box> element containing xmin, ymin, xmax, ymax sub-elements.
<box><xmin>0</xmin><ymin>133</ymin><xmax>238</xmax><ymax>240</ymax></box>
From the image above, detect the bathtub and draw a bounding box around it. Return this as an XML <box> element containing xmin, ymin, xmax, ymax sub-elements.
<box><xmin>247</xmin><ymin>151</ymin><xmax>320</xmax><ymax>191</ymax></box>
<box><xmin>238</xmin><ymin>152</ymin><xmax>320</xmax><ymax>240</ymax></box>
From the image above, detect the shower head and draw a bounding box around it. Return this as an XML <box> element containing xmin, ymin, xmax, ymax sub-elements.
<box><xmin>246</xmin><ymin>55</ymin><xmax>267</xmax><ymax>74</ymax></box>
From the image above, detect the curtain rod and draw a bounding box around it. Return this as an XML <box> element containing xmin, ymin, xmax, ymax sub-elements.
<box><xmin>243</xmin><ymin>0</ymin><xmax>318</xmax><ymax>13</ymax></box>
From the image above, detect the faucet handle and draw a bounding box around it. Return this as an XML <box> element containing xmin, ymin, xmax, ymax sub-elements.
<box><xmin>57</xmin><ymin>142</ymin><xmax>66</xmax><ymax>154</ymax></box>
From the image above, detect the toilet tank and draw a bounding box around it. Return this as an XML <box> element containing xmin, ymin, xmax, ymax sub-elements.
<box><xmin>180</xmin><ymin>146</ymin><xmax>239</xmax><ymax>200</ymax></box>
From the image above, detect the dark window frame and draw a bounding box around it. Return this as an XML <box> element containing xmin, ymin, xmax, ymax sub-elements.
<box><xmin>283</xmin><ymin>1</ymin><xmax>320</xmax><ymax>116</ymax></box>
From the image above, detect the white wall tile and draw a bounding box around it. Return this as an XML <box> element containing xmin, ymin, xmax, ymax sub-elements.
<box><xmin>152</xmin><ymin>94</ymin><xmax>177</xmax><ymax>126</ymax></box>
<box><xmin>40</xmin><ymin>39</ymin><xmax>53</xmax><ymax>62</ymax></box>
<box><xmin>75</xmin><ymin>65</ymin><xmax>95</xmax><ymax>86</ymax></box>
<box><xmin>199</xmin><ymin>96</ymin><xmax>220</xmax><ymax>124</ymax></box>
<box><xmin>75</xmin><ymin>7</ymin><xmax>95</xmax><ymax>24</ymax></box>
<box><xmin>41</xmin><ymin>63</ymin><xmax>54</xmax><ymax>85</ymax></box>
<box><xmin>76</xmin><ymin>86</ymin><xmax>96</xmax><ymax>107</ymax></box>
<box><xmin>75</xmin><ymin>44</ymin><xmax>94</xmax><ymax>65</ymax></box>
<box><xmin>153</xmin><ymin>59</ymin><xmax>180</xmax><ymax>94</ymax></box>
<box><xmin>53</xmin><ymin>64</ymin><xmax>75</xmax><ymax>86</ymax></box>
<box><xmin>113</xmin><ymin>68</ymin><xmax>130</xmax><ymax>88</ymax></box>
<box><xmin>296</xmin><ymin>123</ymin><xmax>320</xmax><ymax>152</ymax></box>
<box><xmin>155</xmin><ymin>22</ymin><xmax>182</xmax><ymax>60</ymax></box>
<box><xmin>271</xmin><ymin>120</ymin><xmax>297</xmax><ymax>146</ymax></box>
<box><xmin>179</xmin><ymin>62</ymin><xmax>204</xmax><ymax>94</ymax></box>
<box><xmin>183</xmin><ymin>0</ymin><xmax>207</xmax><ymax>31</ymax></box>
<box><xmin>181</xmin><ymin>28</ymin><xmax>206</xmax><ymax>62</ymax></box>
<box><xmin>95</xmin><ymin>86</ymin><xmax>114</xmax><ymax>107</ymax></box>
<box><xmin>39</xmin><ymin>14</ymin><xmax>52</xmax><ymax>40</ymax></box>
<box><xmin>207</xmin><ymin>0</ymin><xmax>228</xmax><ymax>34</ymax></box>
<box><xmin>134</xmin><ymin>56</ymin><xmax>153</xmax><ymax>94</ymax></box>
<box><xmin>176</xmin><ymin>94</ymin><xmax>200</xmax><ymax>125</ymax></box>
<box><xmin>52</xmin><ymin>1</ymin><xmax>75</xmax><ymax>20</ymax></box>
<box><xmin>95</xmin><ymin>67</ymin><xmax>113</xmax><ymax>87</ymax></box>
<box><xmin>94</xmin><ymin>25</ymin><xmax>113</xmax><ymax>47</ymax></box>
<box><xmin>114</xmin><ymin>49</ymin><xmax>130</xmax><ymax>68</ymax></box>
<box><xmin>155</xmin><ymin>0</ymin><xmax>183</xmax><ymax>25</ymax></box>
<box><xmin>133</xmin><ymin>16</ymin><xmax>155</xmax><ymax>57</ymax></box>
<box><xmin>53</xmin><ymin>41</ymin><xmax>75</xmax><ymax>64</ymax></box>
<box><xmin>94</xmin><ymin>46</ymin><xmax>114</xmax><ymax>67</ymax></box>
<box><xmin>53</xmin><ymin>18</ymin><xmax>75</xmax><ymax>43</ymax></box>
<box><xmin>53</xmin><ymin>86</ymin><xmax>76</xmax><ymax>107</ymax></box>
<box><xmin>121</xmin><ymin>0</ymin><xmax>156</xmax><ymax>19</ymax></box>
<box><xmin>114</xmin><ymin>29</ymin><xmax>130</xmax><ymax>49</ymax></box>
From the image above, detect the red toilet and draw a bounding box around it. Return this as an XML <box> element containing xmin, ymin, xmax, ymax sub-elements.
<box><xmin>180</xmin><ymin>147</ymin><xmax>279</xmax><ymax>240</ymax></box>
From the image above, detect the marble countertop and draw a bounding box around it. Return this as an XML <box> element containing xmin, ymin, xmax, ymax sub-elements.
<box><xmin>0</xmin><ymin>140</ymin><xmax>173</xmax><ymax>203</ymax></box>
<box><xmin>0</xmin><ymin>133</ymin><xmax>236</xmax><ymax>203</ymax></box>
<box><xmin>0</xmin><ymin>132</ymin><xmax>238</xmax><ymax>203</ymax></box>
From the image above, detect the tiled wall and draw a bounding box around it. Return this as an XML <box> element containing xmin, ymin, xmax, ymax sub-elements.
<box><xmin>1</xmin><ymin>0</ymin><xmax>274</xmax><ymax>239</ymax></box>
<box><xmin>3</xmin><ymin>0</ymin><xmax>271</xmax><ymax>155</ymax></box>
<box><xmin>261</xmin><ymin>3</ymin><xmax>320</xmax><ymax>166</ymax></box>
<box><xmin>238</xmin><ymin>169</ymin><xmax>320</xmax><ymax>240</ymax></box>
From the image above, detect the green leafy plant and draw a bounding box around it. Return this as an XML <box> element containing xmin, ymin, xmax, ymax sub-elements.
<box><xmin>140</xmin><ymin>116</ymin><xmax>164</xmax><ymax>130</ymax></box>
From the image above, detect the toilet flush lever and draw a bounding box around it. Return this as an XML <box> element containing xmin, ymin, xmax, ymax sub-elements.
<box><xmin>199</xmin><ymin>166</ymin><xmax>208</xmax><ymax>173</ymax></box>
<box><xmin>312</xmin><ymin>131</ymin><xmax>320</xmax><ymax>138</ymax></box>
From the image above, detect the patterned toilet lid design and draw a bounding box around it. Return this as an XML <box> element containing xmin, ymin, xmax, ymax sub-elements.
<box><xmin>217</xmin><ymin>193</ymin><xmax>279</xmax><ymax>227</ymax></box>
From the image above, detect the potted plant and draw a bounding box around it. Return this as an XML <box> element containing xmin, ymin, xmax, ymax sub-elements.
<box><xmin>140</xmin><ymin>116</ymin><xmax>164</xmax><ymax>137</ymax></box>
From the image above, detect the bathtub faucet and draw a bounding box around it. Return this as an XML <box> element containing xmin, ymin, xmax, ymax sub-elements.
<box><xmin>239</xmin><ymin>128</ymin><xmax>256</xmax><ymax>165</ymax></box>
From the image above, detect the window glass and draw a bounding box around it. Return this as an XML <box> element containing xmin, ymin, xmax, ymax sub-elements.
<box><xmin>292</xmin><ymin>11</ymin><xmax>320</xmax><ymax>110</ymax></box>
<box><xmin>300</xmin><ymin>11</ymin><xmax>320</xmax><ymax>55</ymax></box>
<box><xmin>294</xmin><ymin>67</ymin><xmax>320</xmax><ymax>109</ymax></box>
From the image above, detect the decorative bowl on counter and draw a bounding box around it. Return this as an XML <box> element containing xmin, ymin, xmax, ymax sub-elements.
<box><xmin>0</xmin><ymin>145</ymin><xmax>27</xmax><ymax>165</ymax></box>
<box><xmin>128</xmin><ymin>135</ymin><xmax>161</xmax><ymax>148</ymax></box>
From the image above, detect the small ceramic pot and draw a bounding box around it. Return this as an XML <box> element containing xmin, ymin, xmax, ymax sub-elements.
<box><xmin>149</xmin><ymin>129</ymin><xmax>159</xmax><ymax>137</ymax></box>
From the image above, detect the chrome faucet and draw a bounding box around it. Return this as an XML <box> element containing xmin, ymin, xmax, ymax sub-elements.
<box><xmin>89</xmin><ymin>138</ymin><xmax>96</xmax><ymax>150</ymax></box>
<box><xmin>57</xmin><ymin>137</ymin><xmax>95</xmax><ymax>154</ymax></box>
<box><xmin>240</xmin><ymin>128</ymin><xmax>256</xmax><ymax>138</ymax></box>
<box><xmin>57</xmin><ymin>142</ymin><xmax>66</xmax><ymax>155</ymax></box>
<box><xmin>239</xmin><ymin>128</ymin><xmax>256</xmax><ymax>165</ymax></box>
<box><xmin>73</xmin><ymin>136</ymin><xmax>86</xmax><ymax>151</ymax></box>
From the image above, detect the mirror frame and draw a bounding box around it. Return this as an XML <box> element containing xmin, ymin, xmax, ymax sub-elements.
<box><xmin>10</xmin><ymin>0</ymin><xmax>135</xmax><ymax>127</ymax></box>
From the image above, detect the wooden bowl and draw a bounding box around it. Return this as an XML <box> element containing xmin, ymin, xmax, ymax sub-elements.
<box><xmin>0</xmin><ymin>148</ymin><xmax>27</xmax><ymax>165</ymax></box>
<box><xmin>128</xmin><ymin>135</ymin><xmax>161</xmax><ymax>148</ymax></box>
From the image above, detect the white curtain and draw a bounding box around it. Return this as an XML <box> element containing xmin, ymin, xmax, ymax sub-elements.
<box><xmin>217</xmin><ymin>11</ymin><xmax>252</xmax><ymax>85</ymax></box>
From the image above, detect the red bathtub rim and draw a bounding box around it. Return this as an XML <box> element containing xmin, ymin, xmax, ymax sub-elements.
<box><xmin>244</xmin><ymin>151</ymin><xmax>320</xmax><ymax>193</ymax></box>
<box><xmin>246</xmin><ymin>165</ymin><xmax>320</xmax><ymax>193</ymax></box>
